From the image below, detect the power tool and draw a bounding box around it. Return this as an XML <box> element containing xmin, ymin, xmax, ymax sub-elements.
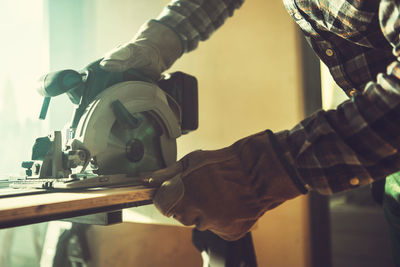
<box><xmin>13</xmin><ymin>59</ymin><xmax>198</xmax><ymax>190</ymax></box>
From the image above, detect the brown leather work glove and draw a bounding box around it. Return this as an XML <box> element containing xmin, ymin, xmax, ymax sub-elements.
<box><xmin>144</xmin><ymin>130</ymin><xmax>308</xmax><ymax>241</ymax></box>
<box><xmin>100</xmin><ymin>20</ymin><xmax>182</xmax><ymax>81</ymax></box>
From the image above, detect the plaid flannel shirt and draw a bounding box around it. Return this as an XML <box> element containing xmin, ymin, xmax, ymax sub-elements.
<box><xmin>156</xmin><ymin>0</ymin><xmax>400</xmax><ymax>195</ymax></box>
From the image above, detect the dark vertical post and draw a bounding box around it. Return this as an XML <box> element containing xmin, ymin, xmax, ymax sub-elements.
<box><xmin>298</xmin><ymin>32</ymin><xmax>332</xmax><ymax>267</ymax></box>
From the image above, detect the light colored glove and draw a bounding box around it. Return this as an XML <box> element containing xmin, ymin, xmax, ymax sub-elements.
<box><xmin>100</xmin><ymin>20</ymin><xmax>182</xmax><ymax>81</ymax></box>
<box><xmin>144</xmin><ymin>130</ymin><xmax>306</xmax><ymax>241</ymax></box>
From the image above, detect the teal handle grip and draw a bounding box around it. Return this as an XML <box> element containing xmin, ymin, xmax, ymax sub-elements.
<box><xmin>37</xmin><ymin>69</ymin><xmax>83</xmax><ymax>97</ymax></box>
<box><xmin>36</xmin><ymin>60</ymin><xmax>153</xmax><ymax>123</ymax></box>
<box><xmin>37</xmin><ymin>69</ymin><xmax>84</xmax><ymax>120</ymax></box>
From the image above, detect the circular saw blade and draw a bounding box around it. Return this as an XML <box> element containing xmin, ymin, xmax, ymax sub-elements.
<box><xmin>93</xmin><ymin>111</ymin><xmax>167</xmax><ymax>176</ymax></box>
<box><xmin>74</xmin><ymin>81</ymin><xmax>181</xmax><ymax>177</ymax></box>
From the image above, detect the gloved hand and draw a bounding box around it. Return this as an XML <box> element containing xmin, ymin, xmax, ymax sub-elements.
<box><xmin>100</xmin><ymin>20</ymin><xmax>182</xmax><ymax>81</ymax></box>
<box><xmin>144</xmin><ymin>130</ymin><xmax>306</xmax><ymax>241</ymax></box>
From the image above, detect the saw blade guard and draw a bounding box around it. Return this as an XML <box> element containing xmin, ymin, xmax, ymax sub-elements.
<box><xmin>74</xmin><ymin>81</ymin><xmax>181</xmax><ymax>176</ymax></box>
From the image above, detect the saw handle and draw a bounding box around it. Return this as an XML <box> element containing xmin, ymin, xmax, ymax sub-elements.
<box><xmin>37</xmin><ymin>69</ymin><xmax>86</xmax><ymax>120</ymax></box>
<box><xmin>37</xmin><ymin>69</ymin><xmax>85</xmax><ymax>98</ymax></box>
<box><xmin>35</xmin><ymin>59</ymin><xmax>198</xmax><ymax>135</ymax></box>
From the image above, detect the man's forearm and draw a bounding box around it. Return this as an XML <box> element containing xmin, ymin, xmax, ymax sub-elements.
<box><xmin>156</xmin><ymin>0</ymin><xmax>244</xmax><ymax>53</ymax></box>
<box><xmin>277</xmin><ymin>0</ymin><xmax>400</xmax><ymax>195</ymax></box>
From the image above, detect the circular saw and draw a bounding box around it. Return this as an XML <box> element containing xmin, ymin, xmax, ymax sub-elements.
<box><xmin>15</xmin><ymin>60</ymin><xmax>198</xmax><ymax>189</ymax></box>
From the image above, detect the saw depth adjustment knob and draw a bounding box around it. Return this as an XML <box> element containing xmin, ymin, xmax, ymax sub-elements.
<box><xmin>21</xmin><ymin>161</ymin><xmax>34</xmax><ymax>177</ymax></box>
<box><xmin>65</xmin><ymin>149</ymin><xmax>89</xmax><ymax>169</ymax></box>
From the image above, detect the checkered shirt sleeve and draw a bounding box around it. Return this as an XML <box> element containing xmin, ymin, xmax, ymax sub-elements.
<box><xmin>155</xmin><ymin>0</ymin><xmax>244</xmax><ymax>52</ymax></box>
<box><xmin>156</xmin><ymin>0</ymin><xmax>400</xmax><ymax>195</ymax></box>
<box><xmin>279</xmin><ymin>0</ymin><xmax>400</xmax><ymax>194</ymax></box>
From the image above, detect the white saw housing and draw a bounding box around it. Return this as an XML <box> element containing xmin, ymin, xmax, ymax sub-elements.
<box><xmin>74</xmin><ymin>81</ymin><xmax>182</xmax><ymax>174</ymax></box>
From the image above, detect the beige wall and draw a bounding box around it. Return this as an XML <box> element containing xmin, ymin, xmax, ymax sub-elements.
<box><xmin>170</xmin><ymin>2</ymin><xmax>310</xmax><ymax>266</ymax></box>
<box><xmin>88</xmin><ymin>1</ymin><xmax>310</xmax><ymax>266</ymax></box>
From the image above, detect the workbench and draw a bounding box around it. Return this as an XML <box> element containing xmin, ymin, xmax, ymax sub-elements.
<box><xmin>0</xmin><ymin>186</ymin><xmax>157</xmax><ymax>229</ymax></box>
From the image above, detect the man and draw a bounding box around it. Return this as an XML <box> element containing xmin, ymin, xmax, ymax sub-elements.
<box><xmin>100</xmin><ymin>0</ymin><xmax>400</xmax><ymax>261</ymax></box>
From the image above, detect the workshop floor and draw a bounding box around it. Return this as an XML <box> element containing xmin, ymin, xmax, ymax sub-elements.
<box><xmin>330</xmin><ymin>187</ymin><xmax>395</xmax><ymax>267</ymax></box>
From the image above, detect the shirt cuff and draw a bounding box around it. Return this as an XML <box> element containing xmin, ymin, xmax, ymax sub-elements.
<box><xmin>266</xmin><ymin>130</ymin><xmax>309</xmax><ymax>194</ymax></box>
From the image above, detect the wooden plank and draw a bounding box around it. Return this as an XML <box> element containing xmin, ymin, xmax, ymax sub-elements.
<box><xmin>0</xmin><ymin>186</ymin><xmax>156</xmax><ymax>228</ymax></box>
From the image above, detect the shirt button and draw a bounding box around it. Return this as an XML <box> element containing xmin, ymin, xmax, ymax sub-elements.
<box><xmin>349</xmin><ymin>88</ymin><xmax>357</xmax><ymax>97</ymax></box>
<box><xmin>325</xmin><ymin>49</ymin><xmax>334</xmax><ymax>57</ymax></box>
<box><xmin>294</xmin><ymin>12</ymin><xmax>302</xmax><ymax>20</ymax></box>
<box><xmin>350</xmin><ymin>178</ymin><xmax>360</xmax><ymax>186</ymax></box>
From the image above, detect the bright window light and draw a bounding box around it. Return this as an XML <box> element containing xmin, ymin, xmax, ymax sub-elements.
<box><xmin>0</xmin><ymin>0</ymin><xmax>49</xmax><ymax>176</ymax></box>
